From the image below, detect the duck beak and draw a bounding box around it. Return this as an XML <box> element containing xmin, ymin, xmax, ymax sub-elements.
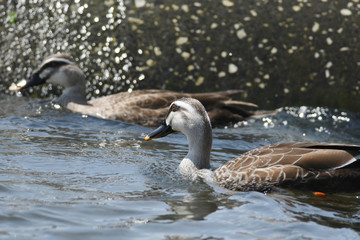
<box><xmin>9</xmin><ymin>72</ymin><xmax>45</xmax><ymax>91</ymax></box>
<box><xmin>145</xmin><ymin>123</ymin><xmax>174</xmax><ymax>141</ymax></box>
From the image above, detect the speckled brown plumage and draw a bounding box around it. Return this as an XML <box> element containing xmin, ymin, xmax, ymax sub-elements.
<box><xmin>214</xmin><ymin>142</ymin><xmax>360</xmax><ymax>191</ymax></box>
<box><xmin>83</xmin><ymin>89</ymin><xmax>265</xmax><ymax>127</ymax></box>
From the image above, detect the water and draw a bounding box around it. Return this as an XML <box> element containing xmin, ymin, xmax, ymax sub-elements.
<box><xmin>1</xmin><ymin>95</ymin><xmax>359</xmax><ymax>239</ymax></box>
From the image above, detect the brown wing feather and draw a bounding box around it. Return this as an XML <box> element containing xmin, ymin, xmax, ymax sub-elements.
<box><xmin>86</xmin><ymin>89</ymin><xmax>261</xmax><ymax>127</ymax></box>
<box><xmin>214</xmin><ymin>142</ymin><xmax>360</xmax><ymax>191</ymax></box>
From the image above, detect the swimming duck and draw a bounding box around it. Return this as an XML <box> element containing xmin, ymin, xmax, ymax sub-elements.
<box><xmin>145</xmin><ymin>98</ymin><xmax>360</xmax><ymax>192</ymax></box>
<box><xmin>9</xmin><ymin>54</ymin><xmax>265</xmax><ymax>127</ymax></box>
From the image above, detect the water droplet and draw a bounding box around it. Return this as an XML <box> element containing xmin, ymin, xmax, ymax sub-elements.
<box><xmin>236</xmin><ymin>29</ymin><xmax>247</xmax><ymax>40</ymax></box>
<box><xmin>228</xmin><ymin>63</ymin><xmax>238</xmax><ymax>74</ymax></box>
<box><xmin>222</xmin><ymin>0</ymin><xmax>234</xmax><ymax>7</ymax></box>
<box><xmin>340</xmin><ymin>9</ymin><xmax>352</xmax><ymax>16</ymax></box>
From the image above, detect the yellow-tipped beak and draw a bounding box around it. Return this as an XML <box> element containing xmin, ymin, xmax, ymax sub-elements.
<box><xmin>144</xmin><ymin>124</ymin><xmax>175</xmax><ymax>141</ymax></box>
<box><xmin>9</xmin><ymin>82</ymin><xmax>23</xmax><ymax>91</ymax></box>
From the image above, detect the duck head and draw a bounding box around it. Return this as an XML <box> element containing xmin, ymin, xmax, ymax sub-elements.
<box><xmin>145</xmin><ymin>98</ymin><xmax>213</xmax><ymax>170</ymax></box>
<box><xmin>9</xmin><ymin>54</ymin><xmax>85</xmax><ymax>92</ymax></box>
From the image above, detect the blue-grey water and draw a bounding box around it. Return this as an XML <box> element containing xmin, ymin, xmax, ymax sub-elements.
<box><xmin>1</xmin><ymin>95</ymin><xmax>359</xmax><ymax>240</ymax></box>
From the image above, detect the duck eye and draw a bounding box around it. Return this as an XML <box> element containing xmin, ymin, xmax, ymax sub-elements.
<box><xmin>171</xmin><ymin>104</ymin><xmax>179</xmax><ymax>111</ymax></box>
<box><xmin>44</xmin><ymin>62</ymin><xmax>56</xmax><ymax>69</ymax></box>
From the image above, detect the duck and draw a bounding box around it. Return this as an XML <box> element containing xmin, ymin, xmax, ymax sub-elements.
<box><xmin>145</xmin><ymin>98</ymin><xmax>360</xmax><ymax>192</ymax></box>
<box><xmin>8</xmin><ymin>54</ymin><xmax>268</xmax><ymax>127</ymax></box>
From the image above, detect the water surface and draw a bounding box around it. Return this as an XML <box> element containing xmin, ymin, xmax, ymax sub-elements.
<box><xmin>1</xmin><ymin>95</ymin><xmax>359</xmax><ymax>239</ymax></box>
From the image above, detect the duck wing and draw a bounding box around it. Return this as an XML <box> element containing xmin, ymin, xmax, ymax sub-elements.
<box><xmin>214</xmin><ymin>142</ymin><xmax>360</xmax><ymax>191</ymax></box>
<box><xmin>88</xmin><ymin>90</ymin><xmax>262</xmax><ymax>127</ymax></box>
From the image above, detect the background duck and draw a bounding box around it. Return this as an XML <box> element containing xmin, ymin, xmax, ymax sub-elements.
<box><xmin>8</xmin><ymin>54</ymin><xmax>270</xmax><ymax>127</ymax></box>
<box><xmin>145</xmin><ymin>98</ymin><xmax>360</xmax><ymax>192</ymax></box>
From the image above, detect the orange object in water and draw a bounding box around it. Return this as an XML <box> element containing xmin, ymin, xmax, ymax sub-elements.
<box><xmin>314</xmin><ymin>192</ymin><xmax>326</xmax><ymax>197</ymax></box>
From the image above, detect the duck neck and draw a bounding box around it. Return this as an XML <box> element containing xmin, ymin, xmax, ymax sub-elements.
<box><xmin>183</xmin><ymin>123</ymin><xmax>212</xmax><ymax>170</ymax></box>
<box><xmin>55</xmin><ymin>82</ymin><xmax>88</xmax><ymax>107</ymax></box>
